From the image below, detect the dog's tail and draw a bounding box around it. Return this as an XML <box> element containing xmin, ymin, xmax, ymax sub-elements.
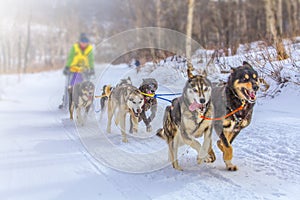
<box><xmin>156</xmin><ymin>128</ymin><xmax>167</xmax><ymax>140</ymax></box>
<box><xmin>100</xmin><ymin>85</ymin><xmax>112</xmax><ymax>110</ymax></box>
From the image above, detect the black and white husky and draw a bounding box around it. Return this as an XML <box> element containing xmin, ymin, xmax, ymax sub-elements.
<box><xmin>157</xmin><ymin>64</ymin><xmax>216</xmax><ymax>170</ymax></box>
<box><xmin>69</xmin><ymin>81</ymin><xmax>95</xmax><ymax>126</ymax></box>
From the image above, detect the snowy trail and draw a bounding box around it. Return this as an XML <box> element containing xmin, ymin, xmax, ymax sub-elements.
<box><xmin>0</xmin><ymin>64</ymin><xmax>300</xmax><ymax>200</ymax></box>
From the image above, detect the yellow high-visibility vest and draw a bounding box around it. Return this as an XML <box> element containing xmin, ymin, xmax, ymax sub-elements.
<box><xmin>70</xmin><ymin>43</ymin><xmax>93</xmax><ymax>72</ymax></box>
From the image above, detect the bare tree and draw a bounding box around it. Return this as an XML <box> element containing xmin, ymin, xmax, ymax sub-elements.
<box><xmin>264</xmin><ymin>0</ymin><xmax>289</xmax><ymax>60</ymax></box>
<box><xmin>186</xmin><ymin>0</ymin><xmax>195</xmax><ymax>59</ymax></box>
<box><xmin>23</xmin><ymin>12</ymin><xmax>32</xmax><ymax>73</ymax></box>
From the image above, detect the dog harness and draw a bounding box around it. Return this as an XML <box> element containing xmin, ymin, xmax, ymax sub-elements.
<box><xmin>199</xmin><ymin>101</ymin><xmax>245</xmax><ymax>121</ymax></box>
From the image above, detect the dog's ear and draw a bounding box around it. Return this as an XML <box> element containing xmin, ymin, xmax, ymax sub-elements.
<box><xmin>243</xmin><ymin>61</ymin><xmax>253</xmax><ymax>68</ymax></box>
<box><xmin>187</xmin><ymin>62</ymin><xmax>194</xmax><ymax>79</ymax></box>
<box><xmin>202</xmin><ymin>70</ymin><xmax>207</xmax><ymax>77</ymax></box>
<box><xmin>230</xmin><ymin>67</ymin><xmax>236</xmax><ymax>74</ymax></box>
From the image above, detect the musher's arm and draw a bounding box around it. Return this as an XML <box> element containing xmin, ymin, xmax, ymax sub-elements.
<box><xmin>66</xmin><ymin>45</ymin><xmax>76</xmax><ymax>68</ymax></box>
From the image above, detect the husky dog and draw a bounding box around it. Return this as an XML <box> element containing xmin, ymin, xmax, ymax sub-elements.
<box><xmin>212</xmin><ymin>61</ymin><xmax>259</xmax><ymax>171</ymax></box>
<box><xmin>129</xmin><ymin>78</ymin><xmax>158</xmax><ymax>133</ymax></box>
<box><xmin>157</xmin><ymin>64</ymin><xmax>215</xmax><ymax>170</ymax></box>
<box><xmin>106</xmin><ymin>84</ymin><xmax>144</xmax><ymax>142</ymax></box>
<box><xmin>116</xmin><ymin>76</ymin><xmax>132</xmax><ymax>87</ymax></box>
<box><xmin>100</xmin><ymin>77</ymin><xmax>132</xmax><ymax>111</ymax></box>
<box><xmin>69</xmin><ymin>81</ymin><xmax>95</xmax><ymax>126</ymax></box>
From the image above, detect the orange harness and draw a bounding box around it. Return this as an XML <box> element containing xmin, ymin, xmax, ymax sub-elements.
<box><xmin>199</xmin><ymin>101</ymin><xmax>245</xmax><ymax>121</ymax></box>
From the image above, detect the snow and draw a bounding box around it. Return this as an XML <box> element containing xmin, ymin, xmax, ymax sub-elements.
<box><xmin>0</xmin><ymin>62</ymin><xmax>300</xmax><ymax>200</ymax></box>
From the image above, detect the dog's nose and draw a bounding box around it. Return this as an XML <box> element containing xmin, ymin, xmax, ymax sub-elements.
<box><xmin>137</xmin><ymin>109</ymin><xmax>142</xmax><ymax>113</ymax></box>
<box><xmin>151</xmin><ymin>90</ymin><xmax>155</xmax><ymax>93</ymax></box>
<box><xmin>252</xmin><ymin>85</ymin><xmax>259</xmax><ymax>91</ymax></box>
<box><xmin>200</xmin><ymin>98</ymin><xmax>205</xmax><ymax>104</ymax></box>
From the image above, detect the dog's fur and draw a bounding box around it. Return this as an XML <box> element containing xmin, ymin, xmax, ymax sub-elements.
<box><xmin>129</xmin><ymin>78</ymin><xmax>158</xmax><ymax>133</ymax></box>
<box><xmin>69</xmin><ymin>81</ymin><xmax>95</xmax><ymax>126</ymax></box>
<box><xmin>100</xmin><ymin>77</ymin><xmax>132</xmax><ymax>111</ymax></box>
<box><xmin>106</xmin><ymin>84</ymin><xmax>144</xmax><ymax>142</ymax></box>
<box><xmin>212</xmin><ymin>61</ymin><xmax>259</xmax><ymax>171</ymax></box>
<box><xmin>157</xmin><ymin>65</ymin><xmax>215</xmax><ymax>170</ymax></box>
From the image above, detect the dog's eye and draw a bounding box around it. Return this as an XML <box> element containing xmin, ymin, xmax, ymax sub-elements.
<box><xmin>132</xmin><ymin>101</ymin><xmax>136</xmax><ymax>104</ymax></box>
<box><xmin>193</xmin><ymin>88</ymin><xmax>197</xmax><ymax>92</ymax></box>
<box><xmin>139</xmin><ymin>101</ymin><xmax>142</xmax><ymax>104</ymax></box>
<box><xmin>204</xmin><ymin>87</ymin><xmax>208</xmax><ymax>91</ymax></box>
<box><xmin>129</xmin><ymin>98</ymin><xmax>133</xmax><ymax>101</ymax></box>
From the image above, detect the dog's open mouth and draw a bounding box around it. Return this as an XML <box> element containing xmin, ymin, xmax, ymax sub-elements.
<box><xmin>131</xmin><ymin>109</ymin><xmax>141</xmax><ymax>117</ymax></box>
<box><xmin>189</xmin><ymin>101</ymin><xmax>205</xmax><ymax>112</ymax></box>
<box><xmin>146</xmin><ymin>89</ymin><xmax>156</xmax><ymax>95</ymax></box>
<box><xmin>243</xmin><ymin>88</ymin><xmax>256</xmax><ymax>103</ymax></box>
<box><xmin>88</xmin><ymin>95</ymin><xmax>93</xmax><ymax>101</ymax></box>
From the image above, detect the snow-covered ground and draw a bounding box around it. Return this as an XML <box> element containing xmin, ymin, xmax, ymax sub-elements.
<box><xmin>0</xmin><ymin>63</ymin><xmax>300</xmax><ymax>200</ymax></box>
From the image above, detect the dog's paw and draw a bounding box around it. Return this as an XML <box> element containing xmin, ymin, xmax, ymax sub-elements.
<box><xmin>146</xmin><ymin>125</ymin><xmax>152</xmax><ymax>132</ymax></box>
<box><xmin>173</xmin><ymin>165</ymin><xmax>183</xmax><ymax>171</ymax></box>
<box><xmin>106</xmin><ymin>128</ymin><xmax>111</xmax><ymax>134</ymax></box>
<box><xmin>197</xmin><ymin>157</ymin><xmax>204</xmax><ymax>165</ymax></box>
<box><xmin>122</xmin><ymin>138</ymin><xmax>128</xmax><ymax>143</ymax></box>
<box><xmin>227</xmin><ymin>164</ymin><xmax>238</xmax><ymax>171</ymax></box>
<box><xmin>132</xmin><ymin>128</ymin><xmax>138</xmax><ymax>133</ymax></box>
<box><xmin>204</xmin><ymin>156</ymin><xmax>214</xmax><ymax>163</ymax></box>
<box><xmin>225</xmin><ymin>160</ymin><xmax>238</xmax><ymax>171</ymax></box>
<box><xmin>204</xmin><ymin>149</ymin><xmax>216</xmax><ymax>163</ymax></box>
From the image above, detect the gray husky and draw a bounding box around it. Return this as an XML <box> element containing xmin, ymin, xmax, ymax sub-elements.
<box><xmin>106</xmin><ymin>84</ymin><xmax>144</xmax><ymax>142</ymax></box>
<box><xmin>157</xmin><ymin>64</ymin><xmax>216</xmax><ymax>170</ymax></box>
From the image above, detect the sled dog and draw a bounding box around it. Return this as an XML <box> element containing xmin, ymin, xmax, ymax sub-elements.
<box><xmin>157</xmin><ymin>64</ymin><xmax>215</xmax><ymax>170</ymax></box>
<box><xmin>106</xmin><ymin>84</ymin><xmax>144</xmax><ymax>142</ymax></box>
<box><xmin>100</xmin><ymin>77</ymin><xmax>132</xmax><ymax>111</ymax></box>
<box><xmin>129</xmin><ymin>78</ymin><xmax>158</xmax><ymax>133</ymax></box>
<box><xmin>69</xmin><ymin>81</ymin><xmax>95</xmax><ymax>126</ymax></box>
<box><xmin>212</xmin><ymin>61</ymin><xmax>259</xmax><ymax>171</ymax></box>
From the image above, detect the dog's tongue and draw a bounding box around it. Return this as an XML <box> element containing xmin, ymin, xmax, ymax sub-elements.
<box><xmin>249</xmin><ymin>91</ymin><xmax>256</xmax><ymax>99</ymax></box>
<box><xmin>189</xmin><ymin>101</ymin><xmax>203</xmax><ymax>112</ymax></box>
<box><xmin>88</xmin><ymin>96</ymin><xmax>93</xmax><ymax>101</ymax></box>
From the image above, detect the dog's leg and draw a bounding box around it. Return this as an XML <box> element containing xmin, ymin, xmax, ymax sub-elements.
<box><xmin>172</xmin><ymin>133</ymin><xmax>183</xmax><ymax>171</ymax></box>
<box><xmin>131</xmin><ymin>115</ymin><xmax>139</xmax><ymax>134</ymax></box>
<box><xmin>70</xmin><ymin>103</ymin><xmax>74</xmax><ymax>120</ymax></box>
<box><xmin>168</xmin><ymin>136</ymin><xmax>182</xmax><ymax>171</ymax></box>
<box><xmin>120</xmin><ymin>112</ymin><xmax>128</xmax><ymax>143</ymax></box>
<box><xmin>76</xmin><ymin>107</ymin><xmax>84</xmax><ymax>126</ymax></box>
<box><xmin>217</xmin><ymin>131</ymin><xmax>237</xmax><ymax>171</ymax></box>
<box><xmin>139</xmin><ymin>111</ymin><xmax>151</xmax><ymax>132</ymax></box>
<box><xmin>129</xmin><ymin>115</ymin><xmax>133</xmax><ymax>133</ymax></box>
<box><xmin>181</xmin><ymin>130</ymin><xmax>202</xmax><ymax>165</ymax></box>
<box><xmin>82</xmin><ymin>104</ymin><xmax>90</xmax><ymax>123</ymax></box>
<box><xmin>106</xmin><ymin>99</ymin><xmax>113</xmax><ymax>133</ymax></box>
<box><xmin>199</xmin><ymin>126</ymin><xmax>215</xmax><ymax>163</ymax></box>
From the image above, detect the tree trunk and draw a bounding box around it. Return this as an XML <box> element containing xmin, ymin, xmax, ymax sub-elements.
<box><xmin>186</xmin><ymin>0</ymin><xmax>195</xmax><ymax>59</ymax></box>
<box><xmin>264</xmin><ymin>0</ymin><xmax>289</xmax><ymax>60</ymax></box>
<box><xmin>23</xmin><ymin>13</ymin><xmax>32</xmax><ymax>73</ymax></box>
<box><xmin>264</xmin><ymin>0</ymin><xmax>277</xmax><ymax>42</ymax></box>
<box><xmin>291</xmin><ymin>0</ymin><xmax>299</xmax><ymax>35</ymax></box>
<box><xmin>17</xmin><ymin>34</ymin><xmax>22</xmax><ymax>75</ymax></box>
<box><xmin>277</xmin><ymin>0</ymin><xmax>283</xmax><ymax>36</ymax></box>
